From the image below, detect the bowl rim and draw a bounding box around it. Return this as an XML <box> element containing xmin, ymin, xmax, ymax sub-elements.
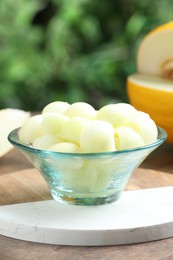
<box><xmin>8</xmin><ymin>126</ymin><xmax>167</xmax><ymax>157</ymax></box>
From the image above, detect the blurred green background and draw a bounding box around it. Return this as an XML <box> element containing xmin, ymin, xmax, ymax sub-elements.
<box><xmin>0</xmin><ymin>0</ymin><xmax>173</xmax><ymax>111</ymax></box>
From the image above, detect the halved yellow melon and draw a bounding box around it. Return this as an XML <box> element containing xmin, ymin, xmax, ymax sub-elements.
<box><xmin>127</xmin><ymin>21</ymin><xmax>173</xmax><ymax>143</ymax></box>
<box><xmin>127</xmin><ymin>74</ymin><xmax>173</xmax><ymax>143</ymax></box>
<box><xmin>0</xmin><ymin>109</ymin><xmax>30</xmax><ymax>157</ymax></box>
<box><xmin>137</xmin><ymin>21</ymin><xmax>173</xmax><ymax>79</ymax></box>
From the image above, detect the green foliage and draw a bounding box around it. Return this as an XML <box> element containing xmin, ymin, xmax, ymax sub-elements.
<box><xmin>0</xmin><ymin>0</ymin><xmax>173</xmax><ymax>110</ymax></box>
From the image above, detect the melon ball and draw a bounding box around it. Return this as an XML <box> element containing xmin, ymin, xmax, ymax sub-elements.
<box><xmin>19</xmin><ymin>115</ymin><xmax>43</xmax><ymax>144</ymax></box>
<box><xmin>42</xmin><ymin>112</ymin><xmax>69</xmax><ymax>135</ymax></box>
<box><xmin>42</xmin><ymin>101</ymin><xmax>70</xmax><ymax>114</ymax></box>
<box><xmin>64</xmin><ymin>102</ymin><xmax>96</xmax><ymax>119</ymax></box>
<box><xmin>122</xmin><ymin>111</ymin><xmax>158</xmax><ymax>145</ymax></box>
<box><xmin>96</xmin><ymin>103</ymin><xmax>137</xmax><ymax>127</ymax></box>
<box><xmin>32</xmin><ymin>134</ymin><xmax>61</xmax><ymax>150</ymax></box>
<box><xmin>58</xmin><ymin>117</ymin><xmax>89</xmax><ymax>145</ymax></box>
<box><xmin>48</xmin><ymin>142</ymin><xmax>81</xmax><ymax>153</ymax></box>
<box><xmin>115</xmin><ymin>126</ymin><xmax>145</xmax><ymax>150</ymax></box>
<box><xmin>80</xmin><ymin>120</ymin><xmax>115</xmax><ymax>153</ymax></box>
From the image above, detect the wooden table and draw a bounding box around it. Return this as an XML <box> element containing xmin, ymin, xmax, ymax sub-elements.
<box><xmin>0</xmin><ymin>141</ymin><xmax>173</xmax><ymax>260</ymax></box>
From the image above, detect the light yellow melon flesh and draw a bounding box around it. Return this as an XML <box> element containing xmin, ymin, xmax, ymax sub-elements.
<box><xmin>128</xmin><ymin>73</ymin><xmax>173</xmax><ymax>92</ymax></box>
<box><xmin>137</xmin><ymin>30</ymin><xmax>173</xmax><ymax>79</ymax></box>
<box><xmin>0</xmin><ymin>109</ymin><xmax>30</xmax><ymax>157</ymax></box>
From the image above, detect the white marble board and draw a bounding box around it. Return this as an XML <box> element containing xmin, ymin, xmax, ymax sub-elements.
<box><xmin>0</xmin><ymin>186</ymin><xmax>173</xmax><ymax>246</ymax></box>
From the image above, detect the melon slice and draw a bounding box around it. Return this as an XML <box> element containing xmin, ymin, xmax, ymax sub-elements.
<box><xmin>137</xmin><ymin>21</ymin><xmax>173</xmax><ymax>79</ymax></box>
<box><xmin>127</xmin><ymin>21</ymin><xmax>173</xmax><ymax>143</ymax></box>
<box><xmin>0</xmin><ymin>109</ymin><xmax>30</xmax><ymax>157</ymax></box>
<box><xmin>127</xmin><ymin>74</ymin><xmax>173</xmax><ymax>143</ymax></box>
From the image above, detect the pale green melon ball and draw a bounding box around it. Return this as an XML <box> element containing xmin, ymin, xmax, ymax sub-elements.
<box><xmin>42</xmin><ymin>101</ymin><xmax>70</xmax><ymax>114</ymax></box>
<box><xmin>114</xmin><ymin>126</ymin><xmax>145</xmax><ymax>150</ymax></box>
<box><xmin>42</xmin><ymin>112</ymin><xmax>69</xmax><ymax>135</ymax></box>
<box><xmin>122</xmin><ymin>111</ymin><xmax>158</xmax><ymax>145</ymax></box>
<box><xmin>80</xmin><ymin>120</ymin><xmax>115</xmax><ymax>153</ymax></box>
<box><xmin>58</xmin><ymin>117</ymin><xmax>89</xmax><ymax>145</ymax></box>
<box><xmin>96</xmin><ymin>103</ymin><xmax>137</xmax><ymax>127</ymax></box>
<box><xmin>48</xmin><ymin>142</ymin><xmax>81</xmax><ymax>153</ymax></box>
<box><xmin>64</xmin><ymin>102</ymin><xmax>96</xmax><ymax>119</ymax></box>
<box><xmin>19</xmin><ymin>115</ymin><xmax>43</xmax><ymax>144</ymax></box>
<box><xmin>32</xmin><ymin>134</ymin><xmax>61</xmax><ymax>150</ymax></box>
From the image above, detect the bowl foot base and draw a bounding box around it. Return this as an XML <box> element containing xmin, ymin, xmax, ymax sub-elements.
<box><xmin>51</xmin><ymin>189</ymin><xmax>121</xmax><ymax>206</ymax></box>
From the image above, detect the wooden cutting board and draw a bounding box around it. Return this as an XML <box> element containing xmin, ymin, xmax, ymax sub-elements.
<box><xmin>0</xmin><ymin>167</ymin><xmax>173</xmax><ymax>205</ymax></box>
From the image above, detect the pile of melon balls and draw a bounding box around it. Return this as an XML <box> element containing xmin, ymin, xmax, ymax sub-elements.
<box><xmin>19</xmin><ymin>101</ymin><xmax>158</xmax><ymax>153</ymax></box>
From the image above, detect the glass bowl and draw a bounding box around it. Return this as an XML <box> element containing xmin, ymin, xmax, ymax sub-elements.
<box><xmin>8</xmin><ymin>127</ymin><xmax>167</xmax><ymax>206</ymax></box>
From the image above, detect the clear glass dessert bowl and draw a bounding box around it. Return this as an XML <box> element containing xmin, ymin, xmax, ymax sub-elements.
<box><xmin>8</xmin><ymin>127</ymin><xmax>167</xmax><ymax>206</ymax></box>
